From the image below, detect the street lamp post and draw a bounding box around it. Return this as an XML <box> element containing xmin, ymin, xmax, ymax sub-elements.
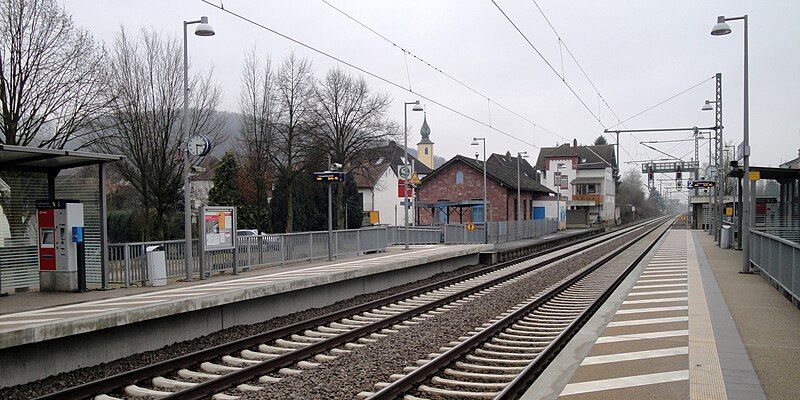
<box><xmin>471</xmin><ymin>138</ymin><xmax>487</xmax><ymax>244</ymax></box>
<box><xmin>402</xmin><ymin>101</ymin><xmax>423</xmax><ymax>250</ymax></box>
<box><xmin>182</xmin><ymin>16</ymin><xmax>214</xmax><ymax>281</ymax></box>
<box><xmin>711</xmin><ymin>14</ymin><xmax>751</xmax><ymax>272</ymax></box>
<box><xmin>556</xmin><ymin>163</ymin><xmax>566</xmax><ymax>230</ymax></box>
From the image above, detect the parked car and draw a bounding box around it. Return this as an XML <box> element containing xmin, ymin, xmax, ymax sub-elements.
<box><xmin>237</xmin><ymin>229</ymin><xmax>261</xmax><ymax>237</ymax></box>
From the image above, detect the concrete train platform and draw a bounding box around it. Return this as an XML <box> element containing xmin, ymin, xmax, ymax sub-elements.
<box><xmin>523</xmin><ymin>229</ymin><xmax>787</xmax><ymax>400</ymax></box>
<box><xmin>0</xmin><ymin>243</ymin><xmax>490</xmax><ymax>386</ymax></box>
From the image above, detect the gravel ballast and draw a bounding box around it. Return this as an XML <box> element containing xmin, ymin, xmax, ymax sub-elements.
<box><xmin>240</xmin><ymin>228</ymin><xmax>648</xmax><ymax>399</ymax></box>
<box><xmin>0</xmin><ymin>263</ymin><xmax>491</xmax><ymax>400</ymax></box>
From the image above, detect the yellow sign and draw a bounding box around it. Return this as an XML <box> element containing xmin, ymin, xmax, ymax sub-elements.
<box><xmin>218</xmin><ymin>212</ymin><xmax>226</xmax><ymax>229</ymax></box>
<box><xmin>679</xmin><ymin>215</ymin><xmax>687</xmax><ymax>221</ymax></box>
<box><xmin>409</xmin><ymin>173</ymin><xmax>421</xmax><ymax>186</ymax></box>
<box><xmin>369</xmin><ymin>211</ymin><xmax>379</xmax><ymax>224</ymax></box>
<box><xmin>466</xmin><ymin>222</ymin><xmax>476</xmax><ymax>231</ymax></box>
<box><xmin>748</xmin><ymin>171</ymin><xmax>760</xmax><ymax>181</ymax></box>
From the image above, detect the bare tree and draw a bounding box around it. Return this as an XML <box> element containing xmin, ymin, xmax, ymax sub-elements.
<box><xmin>237</xmin><ymin>48</ymin><xmax>279</xmax><ymax>232</ymax></box>
<box><xmin>238</xmin><ymin>51</ymin><xmax>315</xmax><ymax>233</ymax></box>
<box><xmin>273</xmin><ymin>53</ymin><xmax>314</xmax><ymax>232</ymax></box>
<box><xmin>91</xmin><ymin>28</ymin><xmax>223</xmax><ymax>239</ymax></box>
<box><xmin>0</xmin><ymin>0</ymin><xmax>109</xmax><ymax>148</ymax></box>
<box><xmin>311</xmin><ymin>67</ymin><xmax>398</xmax><ymax>228</ymax></box>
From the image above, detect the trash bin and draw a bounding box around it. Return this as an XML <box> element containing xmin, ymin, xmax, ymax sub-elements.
<box><xmin>720</xmin><ymin>226</ymin><xmax>731</xmax><ymax>249</ymax></box>
<box><xmin>146</xmin><ymin>245</ymin><xmax>167</xmax><ymax>286</ymax></box>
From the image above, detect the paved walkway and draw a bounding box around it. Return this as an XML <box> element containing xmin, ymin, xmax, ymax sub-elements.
<box><xmin>0</xmin><ymin>244</ymin><xmax>488</xmax><ymax>349</ymax></box>
<box><xmin>697</xmin><ymin>232</ymin><xmax>800</xmax><ymax>400</ymax></box>
<box><xmin>525</xmin><ymin>229</ymin><xmax>780</xmax><ymax>400</ymax></box>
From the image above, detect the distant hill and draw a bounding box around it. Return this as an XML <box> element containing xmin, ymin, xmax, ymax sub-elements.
<box><xmin>213</xmin><ymin>111</ymin><xmax>445</xmax><ymax>168</ymax></box>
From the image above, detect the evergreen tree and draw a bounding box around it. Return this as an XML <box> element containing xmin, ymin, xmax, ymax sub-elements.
<box><xmin>208</xmin><ymin>151</ymin><xmax>243</xmax><ymax>209</ymax></box>
<box><xmin>593</xmin><ymin>135</ymin><xmax>608</xmax><ymax>145</ymax></box>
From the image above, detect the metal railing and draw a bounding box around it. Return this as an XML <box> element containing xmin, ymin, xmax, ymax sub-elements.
<box><xmin>106</xmin><ymin>219</ymin><xmax>557</xmax><ymax>286</ymax></box>
<box><xmin>749</xmin><ymin>229</ymin><xmax>800</xmax><ymax>305</ymax></box>
<box><xmin>487</xmin><ymin>218</ymin><xmax>557</xmax><ymax>244</ymax></box>
<box><xmin>107</xmin><ymin>227</ymin><xmax>389</xmax><ymax>287</ymax></box>
<box><xmin>386</xmin><ymin>226</ymin><xmax>442</xmax><ymax>245</ymax></box>
<box><xmin>443</xmin><ymin>224</ymin><xmax>486</xmax><ymax>244</ymax></box>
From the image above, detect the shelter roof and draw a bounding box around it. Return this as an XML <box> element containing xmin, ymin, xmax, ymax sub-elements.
<box><xmin>728</xmin><ymin>165</ymin><xmax>800</xmax><ymax>181</ymax></box>
<box><xmin>0</xmin><ymin>145</ymin><xmax>122</xmax><ymax>172</ymax></box>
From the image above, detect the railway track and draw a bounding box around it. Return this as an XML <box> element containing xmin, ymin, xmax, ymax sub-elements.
<box><xmin>363</xmin><ymin>216</ymin><xmax>674</xmax><ymax>400</ymax></box>
<box><xmin>36</xmin><ymin>219</ymin><xmax>663</xmax><ymax>400</ymax></box>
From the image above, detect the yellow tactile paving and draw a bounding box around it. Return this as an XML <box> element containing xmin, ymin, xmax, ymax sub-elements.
<box><xmin>686</xmin><ymin>231</ymin><xmax>728</xmax><ymax>399</ymax></box>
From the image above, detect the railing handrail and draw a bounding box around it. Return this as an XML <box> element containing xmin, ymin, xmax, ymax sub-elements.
<box><xmin>750</xmin><ymin>228</ymin><xmax>800</xmax><ymax>249</ymax></box>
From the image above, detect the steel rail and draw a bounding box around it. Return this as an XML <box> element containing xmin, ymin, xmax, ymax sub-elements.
<box><xmin>36</xmin><ymin>222</ymin><xmax>646</xmax><ymax>400</ymax></box>
<box><xmin>367</xmin><ymin>216</ymin><xmax>673</xmax><ymax>399</ymax></box>
<box><xmin>161</xmin><ymin>222</ymin><xmax>658</xmax><ymax>400</ymax></box>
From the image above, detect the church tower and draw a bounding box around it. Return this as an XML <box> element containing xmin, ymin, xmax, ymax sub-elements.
<box><xmin>417</xmin><ymin>113</ymin><xmax>434</xmax><ymax>170</ymax></box>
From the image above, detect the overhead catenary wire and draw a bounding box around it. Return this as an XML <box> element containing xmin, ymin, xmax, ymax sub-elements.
<box><xmin>319</xmin><ymin>0</ymin><xmax>567</xmax><ymax>141</ymax></box>
<box><xmin>607</xmin><ymin>76</ymin><xmax>716</xmax><ymax>129</ymax></box>
<box><xmin>491</xmin><ymin>0</ymin><xmax>605</xmax><ymax>128</ymax></box>
<box><xmin>201</xmin><ymin>0</ymin><xmax>544</xmax><ymax>149</ymax></box>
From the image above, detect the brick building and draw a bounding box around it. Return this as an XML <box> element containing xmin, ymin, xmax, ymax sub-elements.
<box><xmin>415</xmin><ymin>154</ymin><xmax>554</xmax><ymax>225</ymax></box>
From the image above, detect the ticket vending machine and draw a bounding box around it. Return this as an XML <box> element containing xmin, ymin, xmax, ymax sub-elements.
<box><xmin>37</xmin><ymin>200</ymin><xmax>85</xmax><ymax>292</ymax></box>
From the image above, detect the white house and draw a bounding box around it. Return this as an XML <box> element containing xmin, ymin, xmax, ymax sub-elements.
<box><xmin>535</xmin><ymin>140</ymin><xmax>618</xmax><ymax>225</ymax></box>
<box><xmin>356</xmin><ymin>141</ymin><xmax>433</xmax><ymax>226</ymax></box>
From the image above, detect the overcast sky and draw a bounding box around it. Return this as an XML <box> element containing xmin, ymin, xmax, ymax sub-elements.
<box><xmin>65</xmin><ymin>0</ymin><xmax>800</xmax><ymax>183</ymax></box>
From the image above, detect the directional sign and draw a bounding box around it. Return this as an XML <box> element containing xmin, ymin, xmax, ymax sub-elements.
<box><xmin>748</xmin><ymin>171</ymin><xmax>760</xmax><ymax>181</ymax></box>
<box><xmin>313</xmin><ymin>171</ymin><xmax>346</xmax><ymax>182</ymax></box>
<box><xmin>687</xmin><ymin>180</ymin><xmax>716</xmax><ymax>189</ymax></box>
<box><xmin>398</xmin><ymin>164</ymin><xmax>412</xmax><ymax>180</ymax></box>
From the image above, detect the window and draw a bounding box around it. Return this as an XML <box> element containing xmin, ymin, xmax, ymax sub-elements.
<box><xmin>471</xmin><ymin>205</ymin><xmax>485</xmax><ymax>223</ymax></box>
<box><xmin>424</xmin><ymin>147</ymin><xmax>429</xmax><ymax>155</ymax></box>
<box><xmin>455</xmin><ymin>170</ymin><xmax>464</xmax><ymax>184</ymax></box>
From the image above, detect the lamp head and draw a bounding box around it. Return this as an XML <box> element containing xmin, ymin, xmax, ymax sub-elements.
<box><xmin>470</xmin><ymin>141</ymin><xmax>479</xmax><ymax>146</ymax></box>
<box><xmin>701</xmin><ymin>100</ymin><xmax>713</xmax><ymax>111</ymax></box>
<box><xmin>711</xmin><ymin>16</ymin><xmax>731</xmax><ymax>36</ymax></box>
<box><xmin>412</xmin><ymin>103</ymin><xmax>424</xmax><ymax>112</ymax></box>
<box><xmin>195</xmin><ymin>16</ymin><xmax>215</xmax><ymax>36</ymax></box>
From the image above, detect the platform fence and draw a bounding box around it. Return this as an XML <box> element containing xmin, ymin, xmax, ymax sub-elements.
<box><xmin>749</xmin><ymin>229</ymin><xmax>800</xmax><ymax>306</ymax></box>
<box><xmin>386</xmin><ymin>226</ymin><xmax>442</xmax><ymax>245</ymax></box>
<box><xmin>107</xmin><ymin>227</ymin><xmax>389</xmax><ymax>286</ymax></box>
<box><xmin>106</xmin><ymin>219</ymin><xmax>557</xmax><ymax>286</ymax></box>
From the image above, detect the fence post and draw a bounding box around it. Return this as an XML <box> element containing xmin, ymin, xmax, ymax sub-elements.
<box><xmin>335</xmin><ymin>231</ymin><xmax>339</xmax><ymax>259</ymax></box>
<box><xmin>357</xmin><ymin>229</ymin><xmax>362</xmax><ymax>254</ymax></box>
<box><xmin>123</xmin><ymin>244</ymin><xmax>131</xmax><ymax>288</ymax></box>
<box><xmin>280</xmin><ymin>235</ymin><xmax>286</xmax><ymax>266</ymax></box>
<box><xmin>140</xmin><ymin>244</ymin><xmax>147</xmax><ymax>286</ymax></box>
<box><xmin>309</xmin><ymin>233</ymin><xmax>314</xmax><ymax>261</ymax></box>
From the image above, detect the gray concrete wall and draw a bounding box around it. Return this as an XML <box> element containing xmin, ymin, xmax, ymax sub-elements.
<box><xmin>0</xmin><ymin>253</ymin><xmax>479</xmax><ymax>387</ymax></box>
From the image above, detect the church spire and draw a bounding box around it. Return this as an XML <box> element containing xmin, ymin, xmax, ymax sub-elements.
<box><xmin>418</xmin><ymin>112</ymin><xmax>432</xmax><ymax>144</ymax></box>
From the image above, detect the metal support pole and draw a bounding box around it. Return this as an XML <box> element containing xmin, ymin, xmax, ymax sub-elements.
<box><xmin>182</xmin><ymin>21</ymin><xmax>193</xmax><ymax>282</ymax></box>
<box><xmin>328</xmin><ymin>155</ymin><xmax>333</xmax><ymax>261</ymax></box>
<box><xmin>693</xmin><ymin>127</ymin><xmax>699</xmax><ymax>228</ymax></box>
<box><xmin>715</xmin><ymin>72</ymin><xmax>724</xmax><ymax>245</ymax></box>
<box><xmin>741</xmin><ymin>16</ymin><xmax>752</xmax><ymax>273</ymax></box>
<box><xmin>403</xmin><ymin>104</ymin><xmax>409</xmax><ymax>250</ymax></box>
<box><xmin>482</xmin><ymin>142</ymin><xmax>487</xmax><ymax>244</ymax></box>
<box><xmin>99</xmin><ymin>163</ymin><xmax>109</xmax><ymax>289</ymax></box>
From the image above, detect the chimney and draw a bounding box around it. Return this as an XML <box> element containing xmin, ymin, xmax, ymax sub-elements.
<box><xmin>573</xmin><ymin>138</ymin><xmax>578</xmax><ymax>148</ymax></box>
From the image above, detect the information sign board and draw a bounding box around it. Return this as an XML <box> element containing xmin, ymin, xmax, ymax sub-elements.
<box><xmin>200</xmin><ymin>206</ymin><xmax>237</xmax><ymax>251</ymax></box>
